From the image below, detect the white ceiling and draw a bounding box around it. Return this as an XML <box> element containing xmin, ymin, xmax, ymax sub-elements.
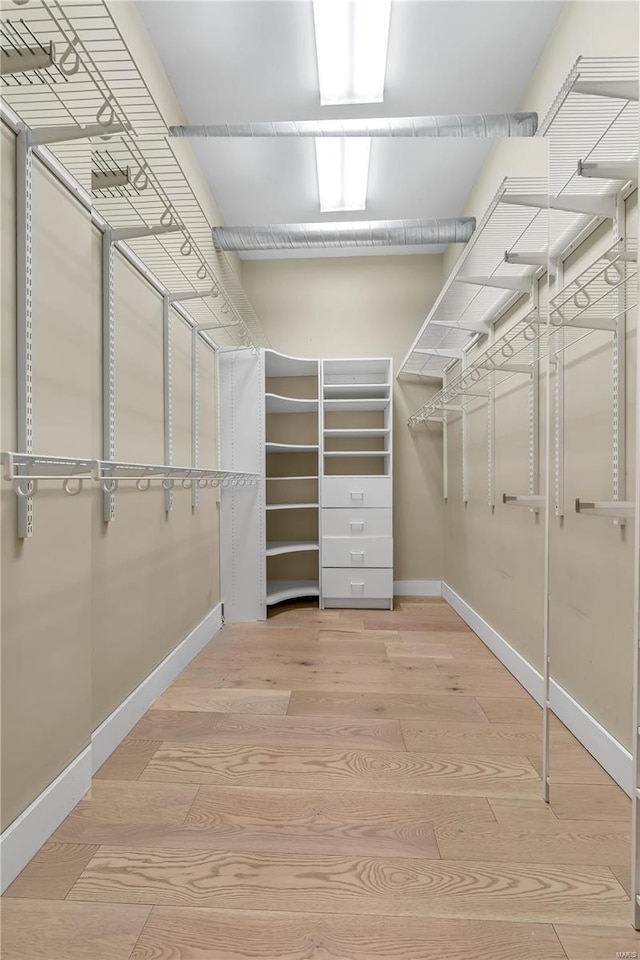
<box><xmin>137</xmin><ymin>0</ymin><xmax>563</xmax><ymax>259</ymax></box>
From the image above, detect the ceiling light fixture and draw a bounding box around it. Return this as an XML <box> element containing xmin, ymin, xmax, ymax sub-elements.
<box><xmin>312</xmin><ymin>0</ymin><xmax>391</xmax><ymax>106</ymax></box>
<box><xmin>315</xmin><ymin>137</ymin><xmax>371</xmax><ymax>212</ymax></box>
<box><xmin>312</xmin><ymin>0</ymin><xmax>391</xmax><ymax>213</ymax></box>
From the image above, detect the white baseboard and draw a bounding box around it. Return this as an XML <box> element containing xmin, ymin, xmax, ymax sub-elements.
<box><xmin>0</xmin><ymin>602</ymin><xmax>223</xmax><ymax>893</ymax></box>
<box><xmin>442</xmin><ymin>582</ymin><xmax>631</xmax><ymax>796</ymax></box>
<box><xmin>92</xmin><ymin>602</ymin><xmax>223</xmax><ymax>773</ymax></box>
<box><xmin>394</xmin><ymin>580</ymin><xmax>443</xmax><ymax>597</ymax></box>
<box><xmin>0</xmin><ymin>745</ymin><xmax>92</xmax><ymax>893</ymax></box>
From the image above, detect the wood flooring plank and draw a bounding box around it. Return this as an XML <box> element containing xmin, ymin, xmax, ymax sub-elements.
<box><xmin>67</xmin><ymin>848</ymin><xmax>629</xmax><ymax>923</ymax></box>
<box><xmin>287</xmin><ymin>690</ymin><xmax>489</xmax><ymax>722</ymax></box>
<box><xmin>211</xmin><ymin>638</ymin><xmax>390</xmax><ymax>659</ymax></box>
<box><xmin>0</xmin><ymin>899</ymin><xmax>151</xmax><ymax>960</ymax></box>
<box><xmin>488</xmin><ymin>799</ymin><xmax>560</xmax><ymax>826</ymax></box>
<box><xmin>609</xmin><ymin>864</ymin><xmax>631</xmax><ymax>896</ymax></box>
<box><xmin>129</xmin><ymin>710</ymin><xmax>405</xmax><ymax>751</ymax></box>
<box><xmin>2</xmin><ymin>842</ymin><xmax>99</xmax><ymax>900</ymax></box>
<box><xmin>386</xmin><ymin>640</ymin><xmax>454</xmax><ymax>659</ymax></box>
<box><xmin>94</xmin><ymin>739</ymin><xmax>162</xmax><ymax>781</ymax></box>
<box><xmin>318</xmin><ymin>628</ymin><xmax>400</xmax><ymax>642</ymax></box>
<box><xmin>140</xmin><ymin>742</ymin><xmax>543</xmax><ymax>798</ymax></box>
<box><xmin>554</xmin><ymin>922</ymin><xmax>640</xmax><ymax>959</ymax></box>
<box><xmin>477</xmin><ymin>697</ymin><xmax>543</xmax><ymax>724</ymax></box>
<box><xmin>528</xmin><ymin>745</ymin><xmax>612</xmax><ymax>785</ymax></box>
<box><xmin>401</xmin><ymin>720</ymin><xmax>574</xmax><ymax>756</ymax></box>
<box><xmin>363</xmin><ymin>615</ymin><xmax>471</xmax><ymax>633</ymax></box>
<box><xmin>434</xmin><ymin>663</ymin><xmax>531</xmax><ymax>698</ymax></box>
<box><xmin>131</xmin><ymin>906</ymin><xmax>566</xmax><ymax>960</ymax></box>
<box><xmin>152</xmin><ymin>687</ymin><xmax>291</xmax><ymax>714</ymax></box>
<box><xmin>435</xmin><ymin>817</ymin><xmax>630</xmax><ymax>865</ymax></box>
<box><xmin>51</xmin><ymin>786</ymin><xmax>493</xmax><ymax>858</ymax></box>
<box><xmin>548</xmin><ymin>783</ymin><xmax>631</xmax><ymax>822</ymax></box>
<box><xmin>51</xmin><ymin>780</ymin><xmax>198</xmax><ymax>831</ymax></box>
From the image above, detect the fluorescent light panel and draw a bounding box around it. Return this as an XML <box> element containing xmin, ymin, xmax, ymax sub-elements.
<box><xmin>312</xmin><ymin>0</ymin><xmax>391</xmax><ymax>105</ymax></box>
<box><xmin>315</xmin><ymin>137</ymin><xmax>371</xmax><ymax>212</ymax></box>
<box><xmin>313</xmin><ymin>0</ymin><xmax>390</xmax><ymax>212</ymax></box>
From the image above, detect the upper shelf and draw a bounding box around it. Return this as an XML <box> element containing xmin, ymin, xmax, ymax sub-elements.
<box><xmin>324</xmin><ymin>398</ymin><xmax>391</xmax><ymax>412</ymax></box>
<box><xmin>265</xmin><ymin>351</ymin><xmax>319</xmax><ymax>378</ymax></box>
<box><xmin>323</xmin><ymin>383</ymin><xmax>390</xmax><ymax>399</ymax></box>
<box><xmin>399</xmin><ymin>56</ymin><xmax>638</xmax><ymax>383</ymax></box>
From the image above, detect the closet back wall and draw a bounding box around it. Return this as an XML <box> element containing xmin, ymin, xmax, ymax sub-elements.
<box><xmin>242</xmin><ymin>254</ymin><xmax>445</xmax><ymax>585</ymax></box>
<box><xmin>0</xmin><ymin>122</ymin><xmax>220</xmax><ymax>832</ymax></box>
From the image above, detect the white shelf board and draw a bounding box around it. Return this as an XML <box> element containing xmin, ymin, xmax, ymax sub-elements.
<box><xmin>265</xmin><ymin>351</ymin><xmax>318</xmax><ymax>377</ymax></box>
<box><xmin>266</xmin><ymin>442</ymin><xmax>319</xmax><ymax>453</ymax></box>
<box><xmin>324</xmin><ymin>428</ymin><xmax>390</xmax><ymax>438</ymax></box>
<box><xmin>324</xmin><ymin>450</ymin><xmax>390</xmax><ymax>458</ymax></box>
<box><xmin>324</xmin><ymin>399</ymin><xmax>390</xmax><ymax>412</ymax></box>
<box><xmin>324</xmin><ymin>358</ymin><xmax>390</xmax><ymax>377</ymax></box>
<box><xmin>266</xmin><ymin>502</ymin><xmax>319</xmax><ymax>511</ymax></box>
<box><xmin>266</xmin><ymin>475</ymin><xmax>319</xmax><ymax>481</ymax></box>
<box><xmin>265</xmin><ymin>393</ymin><xmax>318</xmax><ymax>414</ymax></box>
<box><xmin>266</xmin><ymin>579</ymin><xmax>320</xmax><ymax>605</ymax></box>
<box><xmin>266</xmin><ymin>541</ymin><xmax>320</xmax><ymax>557</ymax></box>
<box><xmin>324</xmin><ymin>383</ymin><xmax>390</xmax><ymax>399</ymax></box>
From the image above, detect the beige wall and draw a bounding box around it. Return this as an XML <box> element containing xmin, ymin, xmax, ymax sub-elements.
<box><xmin>442</xmin><ymin>0</ymin><xmax>638</xmax><ymax>748</ymax></box>
<box><xmin>0</xmin><ymin>124</ymin><xmax>220</xmax><ymax>830</ymax></box>
<box><xmin>243</xmin><ymin>254</ymin><xmax>446</xmax><ymax>581</ymax></box>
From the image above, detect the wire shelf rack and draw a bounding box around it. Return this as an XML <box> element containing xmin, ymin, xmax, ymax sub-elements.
<box><xmin>0</xmin><ymin>0</ymin><xmax>268</xmax><ymax>348</ymax></box>
<box><xmin>399</xmin><ymin>56</ymin><xmax>638</xmax><ymax>384</ymax></box>
<box><xmin>408</xmin><ymin>306</ymin><xmax>544</xmax><ymax>425</ymax></box>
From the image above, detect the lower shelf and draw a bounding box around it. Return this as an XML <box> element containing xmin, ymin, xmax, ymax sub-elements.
<box><xmin>266</xmin><ymin>579</ymin><xmax>320</xmax><ymax>606</ymax></box>
<box><xmin>266</xmin><ymin>541</ymin><xmax>319</xmax><ymax>557</ymax></box>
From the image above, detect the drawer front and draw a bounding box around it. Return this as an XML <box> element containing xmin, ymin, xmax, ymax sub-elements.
<box><xmin>322</xmin><ymin>567</ymin><xmax>393</xmax><ymax>599</ymax></box>
<box><xmin>322</xmin><ymin>476</ymin><xmax>391</xmax><ymax>509</ymax></box>
<box><xmin>322</xmin><ymin>537</ymin><xmax>392</xmax><ymax>568</ymax></box>
<box><xmin>322</xmin><ymin>509</ymin><xmax>392</xmax><ymax>538</ymax></box>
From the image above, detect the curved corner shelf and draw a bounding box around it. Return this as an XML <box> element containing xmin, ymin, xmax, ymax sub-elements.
<box><xmin>266</xmin><ymin>540</ymin><xmax>319</xmax><ymax>557</ymax></box>
<box><xmin>265</xmin><ymin>502</ymin><xmax>319</xmax><ymax>511</ymax></box>
<box><xmin>266</xmin><ymin>442</ymin><xmax>319</xmax><ymax>453</ymax></box>
<box><xmin>266</xmin><ymin>579</ymin><xmax>320</xmax><ymax>606</ymax></box>
<box><xmin>265</xmin><ymin>393</ymin><xmax>319</xmax><ymax>414</ymax></box>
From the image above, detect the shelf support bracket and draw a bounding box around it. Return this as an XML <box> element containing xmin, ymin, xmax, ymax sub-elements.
<box><xmin>26</xmin><ymin>122</ymin><xmax>126</xmax><ymax>147</ymax></box>
<box><xmin>501</xmin><ymin>192</ymin><xmax>618</xmax><ymax>220</ymax></box>
<box><xmin>456</xmin><ymin>274</ymin><xmax>534</xmax><ymax>294</ymax></box>
<box><xmin>111</xmin><ymin>224</ymin><xmax>180</xmax><ymax>242</ymax></box>
<box><xmin>578</xmin><ymin>159</ymin><xmax>638</xmax><ymax>184</ymax></box>
<box><xmin>572</xmin><ymin>79</ymin><xmax>638</xmax><ymax>101</ymax></box>
<box><xmin>504</xmin><ymin>250</ymin><xmax>548</xmax><ymax>268</ymax></box>
<box><xmin>1</xmin><ymin>42</ymin><xmax>55</xmax><ymax>76</ymax></box>
<box><xmin>431</xmin><ymin>319</ymin><xmax>490</xmax><ymax>336</ymax></box>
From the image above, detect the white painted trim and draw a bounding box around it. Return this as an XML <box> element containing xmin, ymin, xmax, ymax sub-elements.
<box><xmin>442</xmin><ymin>582</ymin><xmax>632</xmax><ymax>796</ymax></box>
<box><xmin>0</xmin><ymin>602</ymin><xmax>223</xmax><ymax>893</ymax></box>
<box><xmin>0</xmin><ymin>745</ymin><xmax>92</xmax><ymax>892</ymax></box>
<box><xmin>394</xmin><ymin>580</ymin><xmax>443</xmax><ymax>597</ymax></box>
<box><xmin>91</xmin><ymin>602</ymin><xmax>222</xmax><ymax>773</ymax></box>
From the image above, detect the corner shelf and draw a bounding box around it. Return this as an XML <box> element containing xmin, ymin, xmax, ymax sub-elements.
<box><xmin>266</xmin><ymin>541</ymin><xmax>320</xmax><ymax>556</ymax></box>
<box><xmin>266</xmin><ymin>579</ymin><xmax>320</xmax><ymax>605</ymax></box>
<box><xmin>266</xmin><ymin>394</ymin><xmax>318</xmax><ymax>414</ymax></box>
<box><xmin>266</xmin><ymin>442</ymin><xmax>319</xmax><ymax>453</ymax></box>
<box><xmin>265</xmin><ymin>502</ymin><xmax>319</xmax><ymax>511</ymax></box>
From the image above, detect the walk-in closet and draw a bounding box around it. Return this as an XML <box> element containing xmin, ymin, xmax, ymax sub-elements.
<box><xmin>0</xmin><ymin>2</ymin><xmax>639</xmax><ymax>958</ymax></box>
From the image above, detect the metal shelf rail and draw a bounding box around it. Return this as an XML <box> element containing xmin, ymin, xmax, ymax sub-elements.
<box><xmin>1</xmin><ymin>451</ymin><xmax>259</xmax><ymax>507</ymax></box>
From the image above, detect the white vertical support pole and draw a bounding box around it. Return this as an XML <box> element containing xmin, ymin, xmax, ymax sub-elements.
<box><xmin>487</xmin><ymin>328</ymin><xmax>496</xmax><ymax>510</ymax></box>
<box><xmin>442</xmin><ymin>368</ymin><xmax>449</xmax><ymax>501</ymax></box>
<box><xmin>462</xmin><ymin>352</ymin><xmax>469</xmax><ymax>504</ymax></box>
<box><xmin>191</xmin><ymin>324</ymin><xmax>199</xmax><ymax>511</ymax></box>
<box><xmin>101</xmin><ymin>228</ymin><xmax>116</xmax><ymax>522</ymax></box>
<box><xmin>530</xmin><ymin>283</ymin><xmax>540</xmax><ymax>509</ymax></box>
<box><xmin>542</xmin><ymin>270</ymin><xmax>554</xmax><ymax>803</ymax></box>
<box><xmin>553</xmin><ymin>259</ymin><xmax>565</xmax><ymax>517</ymax></box>
<box><xmin>16</xmin><ymin>126</ymin><xmax>33</xmax><ymax>539</ymax></box>
<box><xmin>631</xmin><ymin>185</ymin><xmax>640</xmax><ymax>928</ymax></box>
<box><xmin>163</xmin><ymin>295</ymin><xmax>173</xmax><ymax>513</ymax></box>
<box><xmin>613</xmin><ymin>192</ymin><xmax>626</xmax><ymax>526</ymax></box>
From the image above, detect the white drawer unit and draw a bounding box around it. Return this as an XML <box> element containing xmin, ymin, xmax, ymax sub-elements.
<box><xmin>321</xmin><ymin>358</ymin><xmax>393</xmax><ymax>610</ymax></box>
<box><xmin>322</xmin><ymin>508</ymin><xmax>392</xmax><ymax>538</ymax></box>
<box><xmin>322</xmin><ymin>476</ymin><xmax>392</xmax><ymax>509</ymax></box>
<box><xmin>323</xmin><ymin>567</ymin><xmax>393</xmax><ymax>600</ymax></box>
<box><xmin>322</xmin><ymin>537</ymin><xmax>393</xmax><ymax>568</ymax></box>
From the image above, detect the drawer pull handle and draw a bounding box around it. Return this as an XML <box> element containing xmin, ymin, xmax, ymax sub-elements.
<box><xmin>350</xmin><ymin>490</ymin><xmax>364</xmax><ymax>501</ymax></box>
<box><xmin>350</xmin><ymin>521</ymin><xmax>364</xmax><ymax>532</ymax></box>
<box><xmin>350</xmin><ymin>551</ymin><xmax>365</xmax><ymax>564</ymax></box>
<box><xmin>350</xmin><ymin>581</ymin><xmax>365</xmax><ymax>592</ymax></box>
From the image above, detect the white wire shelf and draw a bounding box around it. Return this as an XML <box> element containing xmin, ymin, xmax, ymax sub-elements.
<box><xmin>0</xmin><ymin>0</ymin><xmax>268</xmax><ymax>349</ymax></box>
<box><xmin>1</xmin><ymin>451</ymin><xmax>259</xmax><ymax>497</ymax></box>
<box><xmin>399</xmin><ymin>56</ymin><xmax>638</xmax><ymax>383</ymax></box>
<box><xmin>408</xmin><ymin>306</ymin><xmax>544</xmax><ymax>425</ymax></box>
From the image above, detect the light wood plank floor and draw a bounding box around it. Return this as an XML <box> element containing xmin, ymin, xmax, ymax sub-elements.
<box><xmin>3</xmin><ymin>597</ymin><xmax>638</xmax><ymax>960</ymax></box>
